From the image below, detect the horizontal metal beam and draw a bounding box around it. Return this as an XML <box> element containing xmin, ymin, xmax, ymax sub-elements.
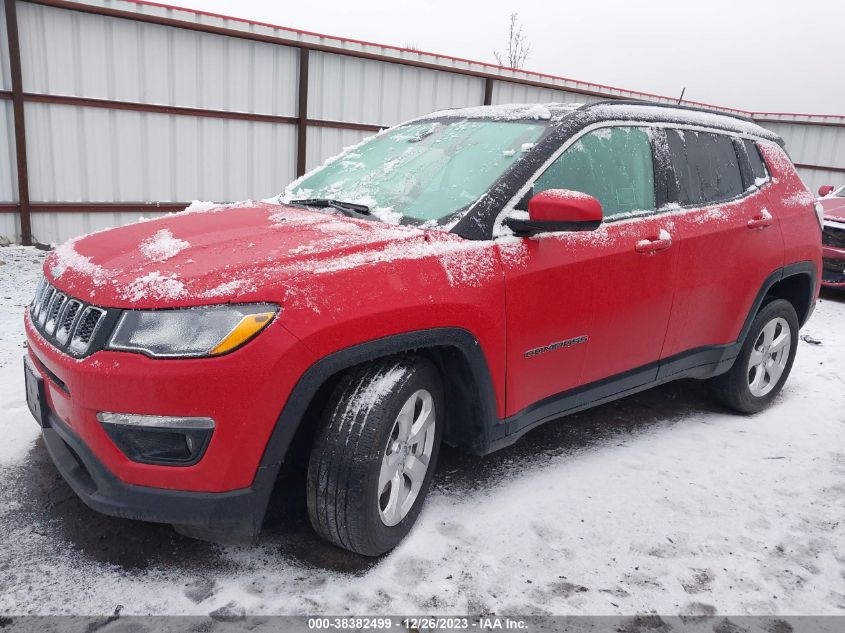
<box><xmin>20</xmin><ymin>92</ymin><xmax>384</xmax><ymax>132</ymax></box>
<box><xmin>0</xmin><ymin>203</ymin><xmax>18</xmax><ymax>213</ymax></box>
<box><xmin>754</xmin><ymin>117</ymin><xmax>845</xmax><ymax>129</ymax></box>
<box><xmin>0</xmin><ymin>90</ymin><xmax>11</xmax><ymax>100</ymax></box>
<box><xmin>23</xmin><ymin>93</ymin><xmax>299</xmax><ymax>124</ymax></box>
<box><xmin>28</xmin><ymin>202</ymin><xmax>192</xmax><ymax>213</ymax></box>
<box><xmin>794</xmin><ymin>162</ymin><xmax>845</xmax><ymax>175</ymax></box>
<box><xmin>308</xmin><ymin>119</ymin><xmax>382</xmax><ymax>132</ymax></box>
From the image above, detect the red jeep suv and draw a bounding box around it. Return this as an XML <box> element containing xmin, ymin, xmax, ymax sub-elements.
<box><xmin>23</xmin><ymin>101</ymin><xmax>822</xmax><ymax>556</ymax></box>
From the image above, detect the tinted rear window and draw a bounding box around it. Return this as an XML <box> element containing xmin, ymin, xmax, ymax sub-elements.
<box><xmin>743</xmin><ymin>139</ymin><xmax>769</xmax><ymax>183</ymax></box>
<box><xmin>666</xmin><ymin>129</ymin><xmax>744</xmax><ymax>206</ymax></box>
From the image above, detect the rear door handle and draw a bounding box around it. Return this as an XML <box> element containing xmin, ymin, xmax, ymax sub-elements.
<box><xmin>747</xmin><ymin>213</ymin><xmax>773</xmax><ymax>229</ymax></box>
<box><xmin>635</xmin><ymin>233</ymin><xmax>672</xmax><ymax>254</ymax></box>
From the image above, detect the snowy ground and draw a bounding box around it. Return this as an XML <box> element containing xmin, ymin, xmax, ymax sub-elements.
<box><xmin>0</xmin><ymin>245</ymin><xmax>843</xmax><ymax>617</ymax></box>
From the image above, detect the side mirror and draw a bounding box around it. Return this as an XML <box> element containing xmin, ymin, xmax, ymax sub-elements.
<box><xmin>818</xmin><ymin>185</ymin><xmax>835</xmax><ymax>197</ymax></box>
<box><xmin>505</xmin><ymin>189</ymin><xmax>602</xmax><ymax>236</ymax></box>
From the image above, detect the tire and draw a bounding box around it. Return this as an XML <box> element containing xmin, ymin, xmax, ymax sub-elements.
<box><xmin>707</xmin><ymin>298</ymin><xmax>799</xmax><ymax>414</ymax></box>
<box><xmin>306</xmin><ymin>355</ymin><xmax>443</xmax><ymax>556</ymax></box>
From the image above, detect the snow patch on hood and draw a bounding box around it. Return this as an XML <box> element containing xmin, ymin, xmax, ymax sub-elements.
<box><xmin>50</xmin><ymin>238</ymin><xmax>108</xmax><ymax>286</ymax></box>
<box><xmin>308</xmin><ymin>233</ymin><xmax>496</xmax><ymax>285</ymax></box>
<box><xmin>140</xmin><ymin>229</ymin><xmax>190</xmax><ymax>262</ymax></box>
<box><xmin>123</xmin><ymin>271</ymin><xmax>187</xmax><ymax>302</ymax></box>
<box><xmin>200</xmin><ymin>279</ymin><xmax>255</xmax><ymax>299</ymax></box>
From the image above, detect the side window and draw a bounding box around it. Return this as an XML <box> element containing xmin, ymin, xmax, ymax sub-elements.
<box><xmin>743</xmin><ymin>139</ymin><xmax>769</xmax><ymax>183</ymax></box>
<box><xmin>533</xmin><ymin>127</ymin><xmax>655</xmax><ymax>218</ymax></box>
<box><xmin>665</xmin><ymin>129</ymin><xmax>744</xmax><ymax>206</ymax></box>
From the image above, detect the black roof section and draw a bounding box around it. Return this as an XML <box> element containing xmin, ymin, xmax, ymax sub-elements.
<box><xmin>578</xmin><ymin>99</ymin><xmax>784</xmax><ymax>146</ymax></box>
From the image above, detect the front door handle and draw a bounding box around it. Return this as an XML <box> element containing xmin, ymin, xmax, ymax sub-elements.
<box><xmin>747</xmin><ymin>212</ymin><xmax>773</xmax><ymax>229</ymax></box>
<box><xmin>635</xmin><ymin>232</ymin><xmax>672</xmax><ymax>254</ymax></box>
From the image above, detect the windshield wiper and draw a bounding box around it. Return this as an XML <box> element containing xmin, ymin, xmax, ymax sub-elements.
<box><xmin>290</xmin><ymin>198</ymin><xmax>372</xmax><ymax>218</ymax></box>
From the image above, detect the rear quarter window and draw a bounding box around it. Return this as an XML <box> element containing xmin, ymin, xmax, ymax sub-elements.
<box><xmin>666</xmin><ymin>129</ymin><xmax>744</xmax><ymax>206</ymax></box>
<box><xmin>743</xmin><ymin>139</ymin><xmax>769</xmax><ymax>184</ymax></box>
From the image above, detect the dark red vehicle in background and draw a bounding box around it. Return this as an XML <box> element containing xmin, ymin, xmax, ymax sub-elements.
<box><xmin>23</xmin><ymin>101</ymin><xmax>822</xmax><ymax>556</ymax></box>
<box><xmin>818</xmin><ymin>184</ymin><xmax>845</xmax><ymax>288</ymax></box>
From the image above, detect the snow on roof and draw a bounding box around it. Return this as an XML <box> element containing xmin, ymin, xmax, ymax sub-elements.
<box><xmin>587</xmin><ymin>103</ymin><xmax>778</xmax><ymax>139</ymax></box>
<box><xmin>420</xmin><ymin>103</ymin><xmax>581</xmax><ymax>122</ymax></box>
<box><xmin>413</xmin><ymin>101</ymin><xmax>781</xmax><ymax>143</ymax></box>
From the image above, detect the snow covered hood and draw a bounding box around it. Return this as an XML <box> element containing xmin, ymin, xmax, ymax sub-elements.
<box><xmin>43</xmin><ymin>202</ymin><xmax>460</xmax><ymax>309</ymax></box>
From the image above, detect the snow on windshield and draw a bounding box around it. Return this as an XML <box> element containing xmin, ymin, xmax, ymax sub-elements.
<box><xmin>281</xmin><ymin>118</ymin><xmax>548</xmax><ymax>227</ymax></box>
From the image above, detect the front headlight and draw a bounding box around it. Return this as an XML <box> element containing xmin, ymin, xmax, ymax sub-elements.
<box><xmin>815</xmin><ymin>202</ymin><xmax>825</xmax><ymax>231</ymax></box>
<box><xmin>107</xmin><ymin>304</ymin><xmax>278</xmax><ymax>358</ymax></box>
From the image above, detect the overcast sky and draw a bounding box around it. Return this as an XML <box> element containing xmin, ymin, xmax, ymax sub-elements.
<box><xmin>164</xmin><ymin>0</ymin><xmax>842</xmax><ymax>114</ymax></box>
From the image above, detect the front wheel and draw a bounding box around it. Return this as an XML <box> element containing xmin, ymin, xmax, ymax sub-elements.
<box><xmin>307</xmin><ymin>356</ymin><xmax>443</xmax><ymax>556</ymax></box>
<box><xmin>707</xmin><ymin>298</ymin><xmax>799</xmax><ymax>414</ymax></box>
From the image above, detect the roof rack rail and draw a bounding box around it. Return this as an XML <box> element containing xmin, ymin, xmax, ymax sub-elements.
<box><xmin>579</xmin><ymin>99</ymin><xmax>758</xmax><ymax>125</ymax></box>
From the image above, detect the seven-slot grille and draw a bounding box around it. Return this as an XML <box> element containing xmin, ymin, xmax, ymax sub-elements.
<box><xmin>30</xmin><ymin>277</ymin><xmax>109</xmax><ymax>356</ymax></box>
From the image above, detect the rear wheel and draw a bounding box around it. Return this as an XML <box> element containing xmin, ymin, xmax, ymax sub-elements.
<box><xmin>707</xmin><ymin>298</ymin><xmax>799</xmax><ymax>414</ymax></box>
<box><xmin>307</xmin><ymin>356</ymin><xmax>442</xmax><ymax>556</ymax></box>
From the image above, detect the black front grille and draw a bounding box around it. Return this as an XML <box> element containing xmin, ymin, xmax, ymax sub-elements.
<box><xmin>822</xmin><ymin>257</ymin><xmax>845</xmax><ymax>283</ymax></box>
<box><xmin>29</xmin><ymin>278</ymin><xmax>118</xmax><ymax>357</ymax></box>
<box><xmin>56</xmin><ymin>300</ymin><xmax>81</xmax><ymax>345</ymax></box>
<box><xmin>823</xmin><ymin>223</ymin><xmax>845</xmax><ymax>248</ymax></box>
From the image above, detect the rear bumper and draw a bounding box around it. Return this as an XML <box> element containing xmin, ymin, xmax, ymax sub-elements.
<box><xmin>42</xmin><ymin>409</ymin><xmax>265</xmax><ymax>541</ymax></box>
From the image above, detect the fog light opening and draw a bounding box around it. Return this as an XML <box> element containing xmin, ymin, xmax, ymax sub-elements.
<box><xmin>97</xmin><ymin>412</ymin><xmax>214</xmax><ymax>466</ymax></box>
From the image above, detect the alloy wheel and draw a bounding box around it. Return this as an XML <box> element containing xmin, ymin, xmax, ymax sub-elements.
<box><xmin>747</xmin><ymin>316</ymin><xmax>791</xmax><ymax>398</ymax></box>
<box><xmin>377</xmin><ymin>389</ymin><xmax>436</xmax><ymax>527</ymax></box>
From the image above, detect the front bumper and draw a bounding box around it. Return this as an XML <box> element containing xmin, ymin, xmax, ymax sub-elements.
<box><xmin>41</xmin><ymin>408</ymin><xmax>262</xmax><ymax>541</ymax></box>
<box><xmin>821</xmin><ymin>245</ymin><xmax>845</xmax><ymax>287</ymax></box>
<box><xmin>24</xmin><ymin>308</ymin><xmax>316</xmax><ymax>493</ymax></box>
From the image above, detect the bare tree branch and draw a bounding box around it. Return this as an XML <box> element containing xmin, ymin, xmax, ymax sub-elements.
<box><xmin>493</xmin><ymin>13</ymin><xmax>531</xmax><ymax>69</ymax></box>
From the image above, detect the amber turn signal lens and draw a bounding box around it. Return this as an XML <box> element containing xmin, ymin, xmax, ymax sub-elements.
<box><xmin>210</xmin><ymin>312</ymin><xmax>276</xmax><ymax>355</ymax></box>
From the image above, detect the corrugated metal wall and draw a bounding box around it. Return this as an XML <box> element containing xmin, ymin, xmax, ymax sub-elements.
<box><xmin>1</xmin><ymin>0</ymin><xmax>842</xmax><ymax>245</ymax></box>
<box><xmin>18</xmin><ymin>3</ymin><xmax>300</xmax><ymax>113</ymax></box>
<box><xmin>308</xmin><ymin>52</ymin><xmax>483</xmax><ymax>127</ymax></box>
<box><xmin>490</xmin><ymin>81</ymin><xmax>603</xmax><ymax>107</ymax></box>
<box><xmin>759</xmin><ymin>120</ymin><xmax>845</xmax><ymax>192</ymax></box>
<box><xmin>18</xmin><ymin>2</ymin><xmax>299</xmax><ymax>207</ymax></box>
<box><xmin>24</xmin><ymin>101</ymin><xmax>297</xmax><ymax>202</ymax></box>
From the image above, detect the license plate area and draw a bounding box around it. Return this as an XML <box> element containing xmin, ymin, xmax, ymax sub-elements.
<box><xmin>24</xmin><ymin>355</ymin><xmax>49</xmax><ymax>428</ymax></box>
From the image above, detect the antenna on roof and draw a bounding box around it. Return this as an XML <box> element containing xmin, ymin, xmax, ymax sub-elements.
<box><xmin>677</xmin><ymin>87</ymin><xmax>686</xmax><ymax>104</ymax></box>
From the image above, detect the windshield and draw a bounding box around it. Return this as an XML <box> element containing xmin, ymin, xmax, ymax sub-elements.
<box><xmin>283</xmin><ymin>119</ymin><xmax>548</xmax><ymax>225</ymax></box>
